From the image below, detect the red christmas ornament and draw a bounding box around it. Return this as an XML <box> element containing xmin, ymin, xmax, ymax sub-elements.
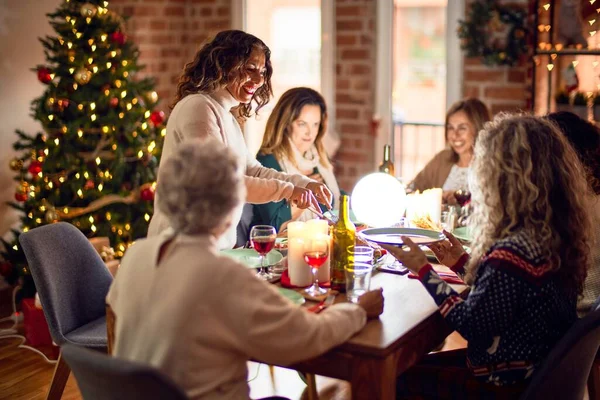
<box><xmin>37</xmin><ymin>67</ymin><xmax>53</xmax><ymax>84</ymax></box>
<box><xmin>149</xmin><ymin>110</ymin><xmax>165</xmax><ymax>126</ymax></box>
<box><xmin>84</xmin><ymin>180</ymin><xmax>95</xmax><ymax>190</ymax></box>
<box><xmin>140</xmin><ymin>187</ymin><xmax>155</xmax><ymax>201</ymax></box>
<box><xmin>14</xmin><ymin>192</ymin><xmax>28</xmax><ymax>202</ymax></box>
<box><xmin>28</xmin><ymin>160</ymin><xmax>42</xmax><ymax>175</ymax></box>
<box><xmin>110</xmin><ymin>31</ymin><xmax>126</xmax><ymax>46</ymax></box>
<box><xmin>109</xmin><ymin>97</ymin><xmax>119</xmax><ymax>108</ymax></box>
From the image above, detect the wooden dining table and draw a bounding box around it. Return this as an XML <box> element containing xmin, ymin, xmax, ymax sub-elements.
<box><xmin>265</xmin><ymin>260</ymin><xmax>468</xmax><ymax>400</ymax></box>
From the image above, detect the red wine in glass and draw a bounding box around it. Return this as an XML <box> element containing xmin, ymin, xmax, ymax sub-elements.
<box><xmin>252</xmin><ymin>237</ymin><xmax>275</xmax><ymax>255</ymax></box>
<box><xmin>454</xmin><ymin>189</ymin><xmax>471</xmax><ymax>207</ymax></box>
<box><xmin>304</xmin><ymin>251</ymin><xmax>328</xmax><ymax>269</ymax></box>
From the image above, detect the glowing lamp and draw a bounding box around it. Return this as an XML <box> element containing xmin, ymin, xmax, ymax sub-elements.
<box><xmin>351</xmin><ymin>173</ymin><xmax>406</xmax><ymax>228</ymax></box>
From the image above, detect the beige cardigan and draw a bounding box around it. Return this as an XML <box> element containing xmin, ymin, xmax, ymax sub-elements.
<box><xmin>409</xmin><ymin>149</ymin><xmax>455</xmax><ymax>192</ymax></box>
<box><xmin>106</xmin><ymin>231</ymin><xmax>366</xmax><ymax>400</ymax></box>
<box><xmin>148</xmin><ymin>89</ymin><xmax>313</xmax><ymax>248</ymax></box>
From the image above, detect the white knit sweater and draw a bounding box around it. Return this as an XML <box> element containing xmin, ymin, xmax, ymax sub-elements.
<box><xmin>107</xmin><ymin>231</ymin><xmax>366</xmax><ymax>400</ymax></box>
<box><xmin>148</xmin><ymin>89</ymin><xmax>313</xmax><ymax>248</ymax></box>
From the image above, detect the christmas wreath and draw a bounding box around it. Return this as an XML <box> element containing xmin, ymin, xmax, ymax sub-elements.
<box><xmin>458</xmin><ymin>0</ymin><xmax>529</xmax><ymax>67</ymax></box>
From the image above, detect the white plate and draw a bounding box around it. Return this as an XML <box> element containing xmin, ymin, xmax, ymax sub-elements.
<box><xmin>359</xmin><ymin>227</ymin><xmax>445</xmax><ymax>246</ymax></box>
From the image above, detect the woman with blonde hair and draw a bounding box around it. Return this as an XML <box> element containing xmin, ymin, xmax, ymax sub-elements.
<box><xmin>252</xmin><ymin>87</ymin><xmax>341</xmax><ymax>231</ymax></box>
<box><xmin>384</xmin><ymin>114</ymin><xmax>591</xmax><ymax>397</ymax></box>
<box><xmin>409</xmin><ymin>98</ymin><xmax>491</xmax><ymax>203</ymax></box>
<box><xmin>148</xmin><ymin>31</ymin><xmax>332</xmax><ymax>248</ymax></box>
<box><xmin>108</xmin><ymin>138</ymin><xmax>384</xmax><ymax>400</ymax></box>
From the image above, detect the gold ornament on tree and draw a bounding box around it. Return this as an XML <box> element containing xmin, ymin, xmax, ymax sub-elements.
<box><xmin>45</xmin><ymin>208</ymin><xmax>59</xmax><ymax>223</ymax></box>
<box><xmin>74</xmin><ymin>68</ymin><xmax>92</xmax><ymax>85</ymax></box>
<box><xmin>80</xmin><ymin>3</ymin><xmax>98</xmax><ymax>18</ymax></box>
<box><xmin>9</xmin><ymin>158</ymin><xmax>23</xmax><ymax>171</ymax></box>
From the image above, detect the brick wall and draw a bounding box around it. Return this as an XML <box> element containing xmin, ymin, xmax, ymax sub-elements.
<box><xmin>334</xmin><ymin>0</ymin><xmax>377</xmax><ymax>192</ymax></box>
<box><xmin>109</xmin><ymin>0</ymin><xmax>231</xmax><ymax>112</ymax></box>
<box><xmin>461</xmin><ymin>0</ymin><xmax>532</xmax><ymax>116</ymax></box>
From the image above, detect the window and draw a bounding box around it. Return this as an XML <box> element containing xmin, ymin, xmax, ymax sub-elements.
<box><xmin>242</xmin><ymin>0</ymin><xmax>324</xmax><ymax>156</ymax></box>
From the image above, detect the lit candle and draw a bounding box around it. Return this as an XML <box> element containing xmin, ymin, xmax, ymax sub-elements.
<box><xmin>287</xmin><ymin>222</ymin><xmax>312</xmax><ymax>286</ymax></box>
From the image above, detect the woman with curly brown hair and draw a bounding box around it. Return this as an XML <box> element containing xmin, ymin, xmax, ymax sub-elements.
<box><xmin>383</xmin><ymin>114</ymin><xmax>592</xmax><ymax>398</ymax></box>
<box><xmin>148</xmin><ymin>30</ymin><xmax>332</xmax><ymax>249</ymax></box>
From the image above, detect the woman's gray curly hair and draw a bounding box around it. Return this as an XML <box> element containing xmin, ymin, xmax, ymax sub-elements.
<box><xmin>156</xmin><ymin>138</ymin><xmax>245</xmax><ymax>235</ymax></box>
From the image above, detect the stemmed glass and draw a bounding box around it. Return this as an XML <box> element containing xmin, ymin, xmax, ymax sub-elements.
<box><xmin>454</xmin><ymin>189</ymin><xmax>472</xmax><ymax>227</ymax></box>
<box><xmin>303</xmin><ymin>238</ymin><xmax>329</xmax><ymax>296</ymax></box>
<box><xmin>250</xmin><ymin>225</ymin><xmax>277</xmax><ymax>281</ymax></box>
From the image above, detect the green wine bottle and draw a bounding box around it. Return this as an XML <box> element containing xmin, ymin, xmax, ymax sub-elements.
<box><xmin>331</xmin><ymin>194</ymin><xmax>356</xmax><ymax>292</ymax></box>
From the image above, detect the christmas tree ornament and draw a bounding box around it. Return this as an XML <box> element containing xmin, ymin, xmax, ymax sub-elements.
<box><xmin>28</xmin><ymin>160</ymin><xmax>43</xmax><ymax>175</ymax></box>
<box><xmin>37</xmin><ymin>67</ymin><xmax>53</xmax><ymax>84</ymax></box>
<box><xmin>110</xmin><ymin>31</ymin><xmax>126</xmax><ymax>46</ymax></box>
<box><xmin>149</xmin><ymin>110</ymin><xmax>165</xmax><ymax>126</ymax></box>
<box><xmin>9</xmin><ymin>158</ymin><xmax>23</xmax><ymax>171</ymax></box>
<box><xmin>140</xmin><ymin>186</ymin><xmax>155</xmax><ymax>201</ymax></box>
<box><xmin>74</xmin><ymin>68</ymin><xmax>92</xmax><ymax>85</ymax></box>
<box><xmin>109</xmin><ymin>97</ymin><xmax>119</xmax><ymax>108</ymax></box>
<box><xmin>14</xmin><ymin>192</ymin><xmax>28</xmax><ymax>202</ymax></box>
<box><xmin>18</xmin><ymin>181</ymin><xmax>29</xmax><ymax>193</ymax></box>
<box><xmin>80</xmin><ymin>2</ymin><xmax>98</xmax><ymax>18</ymax></box>
<box><xmin>85</xmin><ymin>179</ymin><xmax>95</xmax><ymax>189</ymax></box>
<box><xmin>57</xmin><ymin>98</ymin><xmax>70</xmax><ymax>112</ymax></box>
<box><xmin>45</xmin><ymin>208</ymin><xmax>59</xmax><ymax>223</ymax></box>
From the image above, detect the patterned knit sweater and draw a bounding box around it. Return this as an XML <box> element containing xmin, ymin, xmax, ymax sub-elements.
<box><xmin>418</xmin><ymin>230</ymin><xmax>577</xmax><ymax>385</ymax></box>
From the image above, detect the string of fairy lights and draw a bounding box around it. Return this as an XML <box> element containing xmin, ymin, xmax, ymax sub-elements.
<box><xmin>536</xmin><ymin>1</ymin><xmax>600</xmax><ymax>102</ymax></box>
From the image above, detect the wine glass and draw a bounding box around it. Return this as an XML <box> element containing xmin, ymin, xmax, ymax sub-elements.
<box><xmin>303</xmin><ymin>238</ymin><xmax>329</xmax><ymax>296</ymax></box>
<box><xmin>250</xmin><ymin>225</ymin><xmax>277</xmax><ymax>280</ymax></box>
<box><xmin>454</xmin><ymin>189</ymin><xmax>472</xmax><ymax>227</ymax></box>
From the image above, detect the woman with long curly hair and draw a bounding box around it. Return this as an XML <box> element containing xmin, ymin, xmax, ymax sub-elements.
<box><xmin>383</xmin><ymin>114</ymin><xmax>592</xmax><ymax>398</ymax></box>
<box><xmin>252</xmin><ymin>87</ymin><xmax>342</xmax><ymax>231</ymax></box>
<box><xmin>148</xmin><ymin>30</ymin><xmax>332</xmax><ymax>249</ymax></box>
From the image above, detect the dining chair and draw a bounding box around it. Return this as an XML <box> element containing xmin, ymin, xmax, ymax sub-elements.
<box><xmin>19</xmin><ymin>222</ymin><xmax>113</xmax><ymax>400</ymax></box>
<box><xmin>61</xmin><ymin>343</ymin><xmax>187</xmax><ymax>400</ymax></box>
<box><xmin>519</xmin><ymin>305</ymin><xmax>600</xmax><ymax>400</ymax></box>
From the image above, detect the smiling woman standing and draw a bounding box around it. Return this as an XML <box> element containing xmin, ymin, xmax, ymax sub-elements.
<box><xmin>252</xmin><ymin>87</ymin><xmax>342</xmax><ymax>231</ymax></box>
<box><xmin>409</xmin><ymin>98</ymin><xmax>491</xmax><ymax>203</ymax></box>
<box><xmin>147</xmin><ymin>31</ymin><xmax>332</xmax><ymax>249</ymax></box>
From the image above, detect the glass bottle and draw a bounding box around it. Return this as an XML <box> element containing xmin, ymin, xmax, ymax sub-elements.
<box><xmin>331</xmin><ymin>194</ymin><xmax>356</xmax><ymax>292</ymax></box>
<box><xmin>378</xmin><ymin>144</ymin><xmax>395</xmax><ymax>176</ymax></box>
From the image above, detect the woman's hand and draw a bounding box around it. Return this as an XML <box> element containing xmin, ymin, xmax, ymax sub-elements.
<box><xmin>306</xmin><ymin>181</ymin><xmax>332</xmax><ymax>210</ymax></box>
<box><xmin>289</xmin><ymin>186</ymin><xmax>320</xmax><ymax>211</ymax></box>
<box><xmin>427</xmin><ymin>230</ymin><xmax>466</xmax><ymax>268</ymax></box>
<box><xmin>381</xmin><ymin>237</ymin><xmax>428</xmax><ymax>274</ymax></box>
<box><xmin>357</xmin><ymin>288</ymin><xmax>384</xmax><ymax>319</ymax></box>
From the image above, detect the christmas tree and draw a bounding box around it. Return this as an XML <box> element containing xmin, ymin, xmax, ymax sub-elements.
<box><xmin>0</xmin><ymin>0</ymin><xmax>165</xmax><ymax>290</ymax></box>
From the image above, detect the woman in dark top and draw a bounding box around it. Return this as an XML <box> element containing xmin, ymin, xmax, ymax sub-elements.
<box><xmin>383</xmin><ymin>114</ymin><xmax>592</xmax><ymax>398</ymax></box>
<box><xmin>252</xmin><ymin>87</ymin><xmax>341</xmax><ymax>231</ymax></box>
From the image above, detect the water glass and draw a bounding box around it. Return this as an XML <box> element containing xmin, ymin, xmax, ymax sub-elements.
<box><xmin>345</xmin><ymin>262</ymin><xmax>373</xmax><ymax>303</ymax></box>
<box><xmin>354</xmin><ymin>246</ymin><xmax>374</xmax><ymax>265</ymax></box>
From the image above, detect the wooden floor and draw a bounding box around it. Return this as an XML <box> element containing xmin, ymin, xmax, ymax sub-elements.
<box><xmin>0</xmin><ymin>314</ymin><xmax>466</xmax><ymax>400</ymax></box>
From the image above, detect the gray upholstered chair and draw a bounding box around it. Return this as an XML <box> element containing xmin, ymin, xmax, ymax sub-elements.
<box><xmin>520</xmin><ymin>305</ymin><xmax>600</xmax><ymax>400</ymax></box>
<box><xmin>61</xmin><ymin>343</ymin><xmax>187</xmax><ymax>400</ymax></box>
<box><xmin>19</xmin><ymin>222</ymin><xmax>113</xmax><ymax>400</ymax></box>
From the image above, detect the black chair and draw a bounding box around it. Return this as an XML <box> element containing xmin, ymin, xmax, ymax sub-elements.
<box><xmin>520</xmin><ymin>306</ymin><xmax>600</xmax><ymax>399</ymax></box>
<box><xmin>19</xmin><ymin>222</ymin><xmax>113</xmax><ymax>400</ymax></box>
<box><xmin>61</xmin><ymin>343</ymin><xmax>187</xmax><ymax>400</ymax></box>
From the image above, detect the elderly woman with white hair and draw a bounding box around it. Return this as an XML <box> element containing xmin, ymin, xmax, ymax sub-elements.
<box><xmin>106</xmin><ymin>138</ymin><xmax>384</xmax><ymax>400</ymax></box>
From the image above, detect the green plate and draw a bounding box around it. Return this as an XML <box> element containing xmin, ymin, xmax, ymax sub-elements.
<box><xmin>452</xmin><ymin>227</ymin><xmax>472</xmax><ymax>243</ymax></box>
<box><xmin>359</xmin><ymin>227</ymin><xmax>444</xmax><ymax>246</ymax></box>
<box><xmin>278</xmin><ymin>288</ymin><xmax>305</xmax><ymax>305</ymax></box>
<box><xmin>221</xmin><ymin>248</ymin><xmax>283</xmax><ymax>269</ymax></box>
